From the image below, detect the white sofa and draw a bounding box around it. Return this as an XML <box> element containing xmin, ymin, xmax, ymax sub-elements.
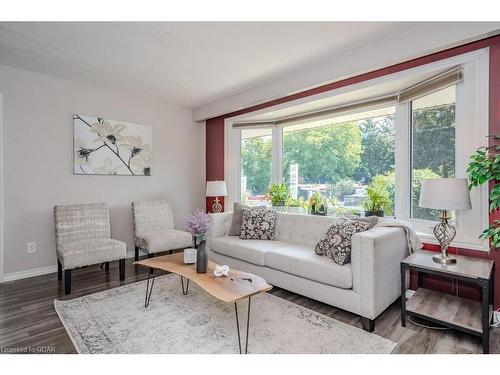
<box><xmin>208</xmin><ymin>211</ymin><xmax>409</xmax><ymax>331</ymax></box>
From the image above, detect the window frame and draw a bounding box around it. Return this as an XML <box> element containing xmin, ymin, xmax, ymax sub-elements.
<box><xmin>225</xmin><ymin>48</ymin><xmax>489</xmax><ymax>251</ymax></box>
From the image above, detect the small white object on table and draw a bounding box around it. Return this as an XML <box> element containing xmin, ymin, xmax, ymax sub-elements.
<box><xmin>214</xmin><ymin>265</ymin><xmax>229</xmax><ymax>277</ymax></box>
<box><xmin>183</xmin><ymin>248</ymin><xmax>197</xmax><ymax>264</ymax></box>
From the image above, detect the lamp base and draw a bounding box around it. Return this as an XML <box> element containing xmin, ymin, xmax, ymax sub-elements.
<box><xmin>211</xmin><ymin>197</ymin><xmax>222</xmax><ymax>213</ymax></box>
<box><xmin>432</xmin><ymin>210</ymin><xmax>457</xmax><ymax>265</ymax></box>
<box><xmin>432</xmin><ymin>253</ymin><xmax>457</xmax><ymax>264</ymax></box>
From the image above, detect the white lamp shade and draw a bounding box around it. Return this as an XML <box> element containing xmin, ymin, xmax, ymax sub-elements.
<box><xmin>419</xmin><ymin>178</ymin><xmax>472</xmax><ymax>210</ymax></box>
<box><xmin>206</xmin><ymin>181</ymin><xmax>227</xmax><ymax>197</ymax></box>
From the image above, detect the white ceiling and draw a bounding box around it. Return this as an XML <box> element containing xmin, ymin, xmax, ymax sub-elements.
<box><xmin>0</xmin><ymin>22</ymin><xmax>429</xmax><ymax>108</ymax></box>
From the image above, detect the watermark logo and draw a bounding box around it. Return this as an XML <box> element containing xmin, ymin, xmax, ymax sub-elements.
<box><xmin>0</xmin><ymin>345</ymin><xmax>56</xmax><ymax>354</ymax></box>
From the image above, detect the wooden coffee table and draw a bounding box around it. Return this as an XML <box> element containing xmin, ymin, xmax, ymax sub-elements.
<box><xmin>134</xmin><ymin>253</ymin><xmax>272</xmax><ymax>354</ymax></box>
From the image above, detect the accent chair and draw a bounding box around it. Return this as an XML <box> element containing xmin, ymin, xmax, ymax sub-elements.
<box><xmin>54</xmin><ymin>202</ymin><xmax>126</xmax><ymax>294</ymax></box>
<box><xmin>132</xmin><ymin>200</ymin><xmax>192</xmax><ymax>261</ymax></box>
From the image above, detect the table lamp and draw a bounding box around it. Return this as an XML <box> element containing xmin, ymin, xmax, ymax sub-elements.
<box><xmin>419</xmin><ymin>178</ymin><xmax>472</xmax><ymax>264</ymax></box>
<box><xmin>206</xmin><ymin>181</ymin><xmax>227</xmax><ymax>213</ymax></box>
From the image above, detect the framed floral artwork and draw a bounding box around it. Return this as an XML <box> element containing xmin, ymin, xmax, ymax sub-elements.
<box><xmin>73</xmin><ymin>114</ymin><xmax>152</xmax><ymax>176</ymax></box>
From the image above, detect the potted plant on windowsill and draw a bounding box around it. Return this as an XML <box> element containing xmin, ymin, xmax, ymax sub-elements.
<box><xmin>286</xmin><ymin>197</ymin><xmax>307</xmax><ymax>214</ymax></box>
<box><xmin>309</xmin><ymin>192</ymin><xmax>328</xmax><ymax>216</ymax></box>
<box><xmin>267</xmin><ymin>183</ymin><xmax>290</xmax><ymax>212</ymax></box>
<box><xmin>362</xmin><ymin>187</ymin><xmax>391</xmax><ymax>217</ymax></box>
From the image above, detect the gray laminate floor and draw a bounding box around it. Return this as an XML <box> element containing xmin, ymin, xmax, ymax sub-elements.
<box><xmin>1</xmin><ymin>255</ymin><xmax>498</xmax><ymax>354</ymax></box>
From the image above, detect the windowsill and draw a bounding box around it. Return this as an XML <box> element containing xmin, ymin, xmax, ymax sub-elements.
<box><xmin>415</xmin><ymin>231</ymin><xmax>488</xmax><ymax>252</ymax></box>
<box><xmin>381</xmin><ymin>216</ymin><xmax>489</xmax><ymax>252</ymax></box>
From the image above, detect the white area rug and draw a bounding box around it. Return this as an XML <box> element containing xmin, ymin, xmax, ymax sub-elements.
<box><xmin>55</xmin><ymin>274</ymin><xmax>396</xmax><ymax>354</ymax></box>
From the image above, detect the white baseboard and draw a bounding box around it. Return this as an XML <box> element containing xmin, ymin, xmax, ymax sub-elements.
<box><xmin>3</xmin><ymin>264</ymin><xmax>58</xmax><ymax>282</ymax></box>
<box><xmin>2</xmin><ymin>252</ymin><xmax>137</xmax><ymax>283</ymax></box>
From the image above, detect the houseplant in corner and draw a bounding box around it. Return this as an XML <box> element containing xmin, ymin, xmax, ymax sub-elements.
<box><xmin>184</xmin><ymin>209</ymin><xmax>210</xmax><ymax>273</ymax></box>
<box><xmin>363</xmin><ymin>186</ymin><xmax>392</xmax><ymax>217</ymax></box>
<box><xmin>267</xmin><ymin>183</ymin><xmax>290</xmax><ymax>211</ymax></box>
<box><xmin>467</xmin><ymin>135</ymin><xmax>500</xmax><ymax>249</ymax></box>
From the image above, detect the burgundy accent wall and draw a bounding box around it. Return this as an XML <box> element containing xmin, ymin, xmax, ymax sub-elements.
<box><xmin>205</xmin><ymin>35</ymin><xmax>500</xmax><ymax>308</ymax></box>
<box><xmin>205</xmin><ymin>116</ymin><xmax>225</xmax><ymax>213</ymax></box>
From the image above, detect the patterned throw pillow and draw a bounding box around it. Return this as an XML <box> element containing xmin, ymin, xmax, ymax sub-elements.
<box><xmin>229</xmin><ymin>202</ymin><xmax>266</xmax><ymax>236</ymax></box>
<box><xmin>240</xmin><ymin>208</ymin><xmax>277</xmax><ymax>240</ymax></box>
<box><xmin>314</xmin><ymin>219</ymin><xmax>371</xmax><ymax>265</ymax></box>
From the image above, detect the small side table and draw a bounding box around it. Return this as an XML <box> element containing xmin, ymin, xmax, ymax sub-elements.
<box><xmin>401</xmin><ymin>250</ymin><xmax>494</xmax><ymax>353</ymax></box>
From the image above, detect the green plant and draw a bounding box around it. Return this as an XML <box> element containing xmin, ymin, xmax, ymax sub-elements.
<box><xmin>287</xmin><ymin>197</ymin><xmax>307</xmax><ymax>208</ymax></box>
<box><xmin>309</xmin><ymin>192</ymin><xmax>327</xmax><ymax>214</ymax></box>
<box><xmin>467</xmin><ymin>136</ymin><xmax>500</xmax><ymax>248</ymax></box>
<box><xmin>267</xmin><ymin>183</ymin><xmax>290</xmax><ymax>206</ymax></box>
<box><xmin>363</xmin><ymin>186</ymin><xmax>392</xmax><ymax>214</ymax></box>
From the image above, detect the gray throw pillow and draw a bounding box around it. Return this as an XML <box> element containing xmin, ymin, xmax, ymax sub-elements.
<box><xmin>314</xmin><ymin>219</ymin><xmax>371</xmax><ymax>265</ymax></box>
<box><xmin>240</xmin><ymin>208</ymin><xmax>277</xmax><ymax>240</ymax></box>
<box><xmin>229</xmin><ymin>202</ymin><xmax>266</xmax><ymax>236</ymax></box>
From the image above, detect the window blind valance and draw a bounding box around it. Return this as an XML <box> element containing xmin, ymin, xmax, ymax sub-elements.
<box><xmin>232</xmin><ymin>67</ymin><xmax>463</xmax><ymax>129</ymax></box>
<box><xmin>397</xmin><ymin>67</ymin><xmax>463</xmax><ymax>103</ymax></box>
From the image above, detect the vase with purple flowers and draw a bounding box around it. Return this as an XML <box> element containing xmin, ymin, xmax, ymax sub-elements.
<box><xmin>184</xmin><ymin>209</ymin><xmax>210</xmax><ymax>273</ymax></box>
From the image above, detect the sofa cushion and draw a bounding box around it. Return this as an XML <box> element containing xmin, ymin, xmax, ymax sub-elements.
<box><xmin>211</xmin><ymin>236</ymin><xmax>290</xmax><ymax>266</ymax></box>
<box><xmin>136</xmin><ymin>229</ymin><xmax>192</xmax><ymax>253</ymax></box>
<box><xmin>275</xmin><ymin>213</ymin><xmax>335</xmax><ymax>247</ymax></box>
<box><xmin>265</xmin><ymin>245</ymin><xmax>353</xmax><ymax>289</ymax></box>
<box><xmin>229</xmin><ymin>202</ymin><xmax>266</xmax><ymax>236</ymax></box>
<box><xmin>240</xmin><ymin>208</ymin><xmax>277</xmax><ymax>240</ymax></box>
<box><xmin>315</xmin><ymin>219</ymin><xmax>371</xmax><ymax>265</ymax></box>
<box><xmin>58</xmin><ymin>238</ymin><xmax>126</xmax><ymax>269</ymax></box>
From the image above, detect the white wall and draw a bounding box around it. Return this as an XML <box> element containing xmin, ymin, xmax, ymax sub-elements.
<box><xmin>0</xmin><ymin>64</ymin><xmax>205</xmax><ymax>276</ymax></box>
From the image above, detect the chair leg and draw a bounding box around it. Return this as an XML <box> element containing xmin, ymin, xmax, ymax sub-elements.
<box><xmin>135</xmin><ymin>246</ymin><xmax>139</xmax><ymax>262</ymax></box>
<box><xmin>58</xmin><ymin>260</ymin><xmax>62</xmax><ymax>280</ymax></box>
<box><xmin>104</xmin><ymin>262</ymin><xmax>110</xmax><ymax>272</ymax></box>
<box><xmin>64</xmin><ymin>269</ymin><xmax>72</xmax><ymax>295</ymax></box>
<box><xmin>119</xmin><ymin>259</ymin><xmax>125</xmax><ymax>281</ymax></box>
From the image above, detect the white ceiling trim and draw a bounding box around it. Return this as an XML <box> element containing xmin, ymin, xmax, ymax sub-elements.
<box><xmin>193</xmin><ymin>22</ymin><xmax>500</xmax><ymax>121</ymax></box>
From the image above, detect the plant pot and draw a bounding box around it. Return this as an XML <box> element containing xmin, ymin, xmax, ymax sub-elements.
<box><xmin>196</xmin><ymin>240</ymin><xmax>208</xmax><ymax>273</ymax></box>
<box><xmin>364</xmin><ymin>210</ymin><xmax>384</xmax><ymax>217</ymax></box>
<box><xmin>272</xmin><ymin>204</ymin><xmax>285</xmax><ymax>212</ymax></box>
<box><xmin>311</xmin><ymin>204</ymin><xmax>327</xmax><ymax>216</ymax></box>
<box><xmin>287</xmin><ymin>206</ymin><xmax>306</xmax><ymax>214</ymax></box>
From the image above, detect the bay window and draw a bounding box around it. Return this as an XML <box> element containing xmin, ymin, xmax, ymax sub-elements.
<box><xmin>227</xmin><ymin>49</ymin><xmax>489</xmax><ymax>250</ymax></box>
<box><xmin>282</xmin><ymin>108</ymin><xmax>395</xmax><ymax>214</ymax></box>
<box><xmin>411</xmin><ymin>86</ymin><xmax>456</xmax><ymax>221</ymax></box>
<box><xmin>240</xmin><ymin>128</ymin><xmax>272</xmax><ymax>205</ymax></box>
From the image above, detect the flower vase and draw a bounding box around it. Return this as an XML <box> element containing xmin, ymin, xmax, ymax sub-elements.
<box><xmin>196</xmin><ymin>239</ymin><xmax>208</xmax><ymax>273</ymax></box>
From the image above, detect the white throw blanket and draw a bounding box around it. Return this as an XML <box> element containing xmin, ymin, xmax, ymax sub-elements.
<box><xmin>375</xmin><ymin>219</ymin><xmax>423</xmax><ymax>253</ymax></box>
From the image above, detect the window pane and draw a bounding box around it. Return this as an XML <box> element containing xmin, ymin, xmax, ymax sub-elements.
<box><xmin>411</xmin><ymin>86</ymin><xmax>456</xmax><ymax>221</ymax></box>
<box><xmin>282</xmin><ymin>107</ymin><xmax>396</xmax><ymax>216</ymax></box>
<box><xmin>240</xmin><ymin>128</ymin><xmax>272</xmax><ymax>205</ymax></box>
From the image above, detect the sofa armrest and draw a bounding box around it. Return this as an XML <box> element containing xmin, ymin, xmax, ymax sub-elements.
<box><xmin>207</xmin><ymin>212</ymin><xmax>233</xmax><ymax>248</ymax></box>
<box><xmin>351</xmin><ymin>226</ymin><xmax>409</xmax><ymax>320</ymax></box>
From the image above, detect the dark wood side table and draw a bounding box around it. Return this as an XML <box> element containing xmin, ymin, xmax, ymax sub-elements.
<box><xmin>401</xmin><ymin>250</ymin><xmax>494</xmax><ymax>353</ymax></box>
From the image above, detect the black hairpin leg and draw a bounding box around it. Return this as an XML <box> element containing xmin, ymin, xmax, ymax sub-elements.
<box><xmin>234</xmin><ymin>296</ymin><xmax>251</xmax><ymax>354</ymax></box>
<box><xmin>144</xmin><ymin>268</ymin><xmax>156</xmax><ymax>308</ymax></box>
<box><xmin>180</xmin><ymin>276</ymin><xmax>190</xmax><ymax>295</ymax></box>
